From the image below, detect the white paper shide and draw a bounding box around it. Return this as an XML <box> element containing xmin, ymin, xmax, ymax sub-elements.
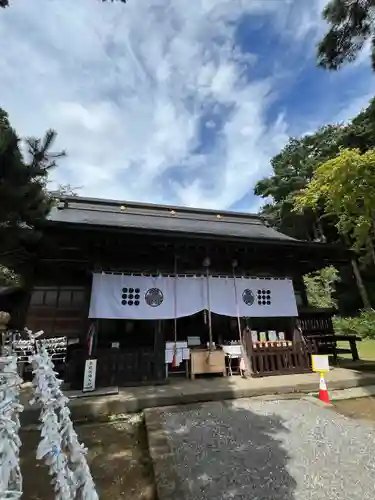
<box><xmin>0</xmin><ymin>355</ymin><xmax>23</xmax><ymax>500</ymax></box>
<box><xmin>30</xmin><ymin>343</ymin><xmax>99</xmax><ymax>499</ymax></box>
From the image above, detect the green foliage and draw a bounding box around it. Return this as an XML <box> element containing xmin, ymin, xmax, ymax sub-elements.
<box><xmin>256</xmin><ymin>98</ymin><xmax>375</xmax><ymax>237</ymax></box>
<box><xmin>294</xmin><ymin>148</ymin><xmax>375</xmax><ymax>257</ymax></box>
<box><xmin>317</xmin><ymin>0</ymin><xmax>375</xmax><ymax>71</ymax></box>
<box><xmin>333</xmin><ymin>309</ymin><xmax>375</xmax><ymax>339</ymax></box>
<box><xmin>345</xmin><ymin>97</ymin><xmax>375</xmax><ymax>151</ymax></box>
<box><xmin>255</xmin><ymin>96</ymin><xmax>375</xmax><ymax>313</ymax></box>
<box><xmin>255</xmin><ymin>124</ymin><xmax>345</xmax><ymax>242</ymax></box>
<box><xmin>303</xmin><ymin>266</ymin><xmax>339</xmax><ymax>308</ymax></box>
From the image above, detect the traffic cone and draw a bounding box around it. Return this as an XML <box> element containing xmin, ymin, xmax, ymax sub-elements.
<box><xmin>319</xmin><ymin>373</ymin><xmax>331</xmax><ymax>404</ymax></box>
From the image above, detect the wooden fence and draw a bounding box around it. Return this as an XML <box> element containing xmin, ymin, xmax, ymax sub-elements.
<box><xmin>242</xmin><ymin>330</ymin><xmax>317</xmax><ymax>377</ymax></box>
<box><xmin>67</xmin><ymin>347</ymin><xmax>165</xmax><ymax>389</ymax></box>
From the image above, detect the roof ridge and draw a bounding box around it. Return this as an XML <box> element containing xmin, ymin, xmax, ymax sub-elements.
<box><xmin>55</xmin><ymin>195</ymin><xmax>263</xmax><ymax>221</ymax></box>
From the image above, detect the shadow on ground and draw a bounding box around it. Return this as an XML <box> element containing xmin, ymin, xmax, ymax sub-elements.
<box><xmin>157</xmin><ymin>400</ymin><xmax>296</xmax><ymax>500</ymax></box>
<box><xmin>337</xmin><ymin>358</ymin><xmax>375</xmax><ymax>373</ymax></box>
<box><xmin>20</xmin><ymin>414</ymin><xmax>157</xmax><ymax>500</ymax></box>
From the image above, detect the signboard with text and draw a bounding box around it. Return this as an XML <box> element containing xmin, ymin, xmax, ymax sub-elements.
<box><xmin>83</xmin><ymin>359</ymin><xmax>97</xmax><ymax>392</ymax></box>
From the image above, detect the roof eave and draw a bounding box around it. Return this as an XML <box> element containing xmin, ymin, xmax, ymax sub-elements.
<box><xmin>42</xmin><ymin>218</ymin><xmax>348</xmax><ymax>256</ymax></box>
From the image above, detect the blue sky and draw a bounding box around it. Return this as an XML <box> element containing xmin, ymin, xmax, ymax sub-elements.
<box><xmin>0</xmin><ymin>0</ymin><xmax>374</xmax><ymax>212</ymax></box>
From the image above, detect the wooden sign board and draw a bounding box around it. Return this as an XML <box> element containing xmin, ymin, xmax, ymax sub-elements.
<box><xmin>311</xmin><ymin>355</ymin><xmax>330</xmax><ymax>373</ymax></box>
<box><xmin>83</xmin><ymin>359</ymin><xmax>97</xmax><ymax>392</ymax></box>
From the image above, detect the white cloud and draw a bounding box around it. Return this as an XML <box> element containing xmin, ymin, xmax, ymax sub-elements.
<box><xmin>0</xmin><ymin>0</ymin><xmax>373</xmax><ymax>211</ymax></box>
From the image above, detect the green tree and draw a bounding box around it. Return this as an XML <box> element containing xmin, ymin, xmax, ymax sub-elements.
<box><xmin>317</xmin><ymin>0</ymin><xmax>375</xmax><ymax>70</ymax></box>
<box><xmin>256</xmin><ymin>98</ymin><xmax>375</xmax><ymax>241</ymax></box>
<box><xmin>0</xmin><ymin>108</ymin><xmax>65</xmax><ymax>281</ymax></box>
<box><xmin>254</xmin><ymin>124</ymin><xmax>345</xmax><ymax>242</ymax></box>
<box><xmin>293</xmin><ymin>148</ymin><xmax>375</xmax><ymax>309</ymax></box>
<box><xmin>304</xmin><ymin>266</ymin><xmax>339</xmax><ymax>309</ymax></box>
<box><xmin>294</xmin><ymin>148</ymin><xmax>375</xmax><ymax>255</ymax></box>
<box><xmin>345</xmin><ymin>97</ymin><xmax>375</xmax><ymax>151</ymax></box>
<box><xmin>254</xmin><ymin>97</ymin><xmax>375</xmax><ymax>312</ymax></box>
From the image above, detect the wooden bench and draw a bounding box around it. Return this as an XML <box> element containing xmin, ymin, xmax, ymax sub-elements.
<box><xmin>299</xmin><ymin>309</ymin><xmax>361</xmax><ymax>364</ymax></box>
<box><xmin>304</xmin><ymin>334</ymin><xmax>361</xmax><ymax>364</ymax></box>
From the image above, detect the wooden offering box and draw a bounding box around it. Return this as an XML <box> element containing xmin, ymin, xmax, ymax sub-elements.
<box><xmin>190</xmin><ymin>349</ymin><xmax>226</xmax><ymax>379</ymax></box>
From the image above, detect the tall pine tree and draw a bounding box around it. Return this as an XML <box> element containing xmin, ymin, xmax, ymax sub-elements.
<box><xmin>0</xmin><ymin>108</ymin><xmax>65</xmax><ymax>283</ymax></box>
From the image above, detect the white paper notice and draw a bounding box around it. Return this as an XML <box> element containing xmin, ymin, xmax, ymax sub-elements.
<box><xmin>312</xmin><ymin>355</ymin><xmax>330</xmax><ymax>372</ymax></box>
<box><xmin>268</xmin><ymin>331</ymin><xmax>277</xmax><ymax>342</ymax></box>
<box><xmin>83</xmin><ymin>359</ymin><xmax>97</xmax><ymax>392</ymax></box>
<box><xmin>182</xmin><ymin>348</ymin><xmax>190</xmax><ymax>360</ymax></box>
<box><xmin>251</xmin><ymin>331</ymin><xmax>258</xmax><ymax>342</ymax></box>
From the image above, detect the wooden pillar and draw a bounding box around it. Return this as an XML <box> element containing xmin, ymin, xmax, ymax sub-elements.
<box><xmin>154</xmin><ymin>320</ymin><xmax>165</xmax><ymax>381</ymax></box>
<box><xmin>293</xmin><ymin>274</ymin><xmax>308</xmax><ymax>308</ymax></box>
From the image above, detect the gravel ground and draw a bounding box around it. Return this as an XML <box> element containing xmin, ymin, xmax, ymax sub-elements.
<box><xmin>159</xmin><ymin>399</ymin><xmax>375</xmax><ymax>500</ymax></box>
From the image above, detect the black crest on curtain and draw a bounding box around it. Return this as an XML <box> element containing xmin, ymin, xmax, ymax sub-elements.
<box><xmin>242</xmin><ymin>289</ymin><xmax>255</xmax><ymax>306</ymax></box>
<box><xmin>145</xmin><ymin>288</ymin><xmax>164</xmax><ymax>307</ymax></box>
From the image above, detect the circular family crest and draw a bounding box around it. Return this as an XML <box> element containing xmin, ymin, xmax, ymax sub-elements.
<box><xmin>242</xmin><ymin>289</ymin><xmax>255</xmax><ymax>306</ymax></box>
<box><xmin>145</xmin><ymin>288</ymin><xmax>164</xmax><ymax>307</ymax></box>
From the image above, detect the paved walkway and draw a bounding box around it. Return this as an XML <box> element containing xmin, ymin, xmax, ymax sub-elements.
<box><xmin>20</xmin><ymin>366</ymin><xmax>375</xmax><ymax>425</ymax></box>
<box><xmin>146</xmin><ymin>399</ymin><xmax>375</xmax><ymax>500</ymax></box>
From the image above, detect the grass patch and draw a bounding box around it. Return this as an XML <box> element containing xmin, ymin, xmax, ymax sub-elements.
<box><xmin>337</xmin><ymin>339</ymin><xmax>375</xmax><ymax>361</ymax></box>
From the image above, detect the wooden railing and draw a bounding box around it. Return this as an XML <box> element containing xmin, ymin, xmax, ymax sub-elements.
<box><xmin>242</xmin><ymin>330</ymin><xmax>317</xmax><ymax>377</ymax></box>
<box><xmin>67</xmin><ymin>347</ymin><xmax>165</xmax><ymax>389</ymax></box>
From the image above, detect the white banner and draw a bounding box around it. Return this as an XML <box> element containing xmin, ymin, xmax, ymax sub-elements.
<box><xmin>208</xmin><ymin>276</ymin><xmax>298</xmax><ymax>318</ymax></box>
<box><xmin>88</xmin><ymin>273</ymin><xmax>298</xmax><ymax>319</ymax></box>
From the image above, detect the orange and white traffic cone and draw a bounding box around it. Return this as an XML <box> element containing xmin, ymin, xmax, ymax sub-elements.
<box><xmin>319</xmin><ymin>373</ymin><xmax>331</xmax><ymax>404</ymax></box>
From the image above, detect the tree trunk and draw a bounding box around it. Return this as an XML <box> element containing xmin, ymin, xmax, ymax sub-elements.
<box><xmin>312</xmin><ymin>221</ymin><xmax>319</xmax><ymax>241</ymax></box>
<box><xmin>351</xmin><ymin>258</ymin><xmax>372</xmax><ymax>310</ymax></box>
<box><xmin>368</xmin><ymin>240</ymin><xmax>375</xmax><ymax>267</ymax></box>
<box><xmin>316</xmin><ymin>216</ymin><xmax>326</xmax><ymax>243</ymax></box>
<box><xmin>371</xmin><ymin>216</ymin><xmax>375</xmax><ymax>266</ymax></box>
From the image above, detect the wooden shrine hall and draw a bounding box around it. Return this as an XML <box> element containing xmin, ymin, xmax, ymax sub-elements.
<box><xmin>18</xmin><ymin>195</ymin><xmax>348</xmax><ymax>388</ymax></box>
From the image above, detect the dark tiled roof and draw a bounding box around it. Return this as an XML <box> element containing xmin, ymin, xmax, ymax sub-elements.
<box><xmin>47</xmin><ymin>196</ymin><xmax>298</xmax><ymax>242</ymax></box>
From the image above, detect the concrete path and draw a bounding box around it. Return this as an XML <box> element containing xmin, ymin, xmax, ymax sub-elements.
<box><xmin>20</xmin><ymin>366</ymin><xmax>375</xmax><ymax>425</ymax></box>
<box><xmin>146</xmin><ymin>399</ymin><xmax>375</xmax><ymax>500</ymax></box>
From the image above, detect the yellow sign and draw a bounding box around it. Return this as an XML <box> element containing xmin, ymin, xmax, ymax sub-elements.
<box><xmin>311</xmin><ymin>355</ymin><xmax>330</xmax><ymax>373</ymax></box>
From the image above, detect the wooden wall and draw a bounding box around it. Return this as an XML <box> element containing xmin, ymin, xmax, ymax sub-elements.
<box><xmin>25</xmin><ymin>286</ymin><xmax>88</xmax><ymax>339</ymax></box>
